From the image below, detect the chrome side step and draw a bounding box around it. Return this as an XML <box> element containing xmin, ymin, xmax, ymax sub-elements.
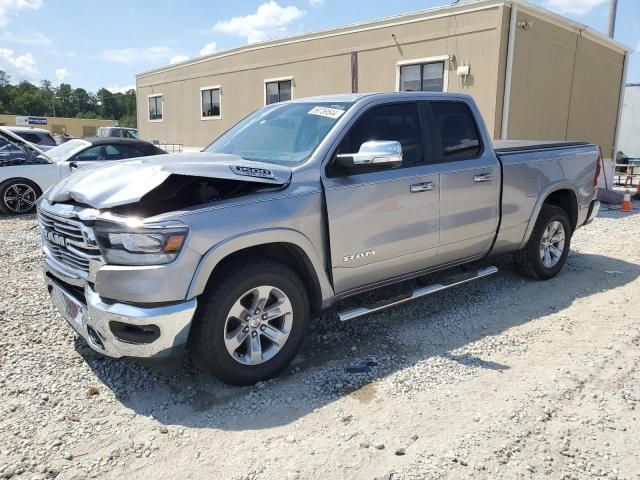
<box><xmin>337</xmin><ymin>266</ymin><xmax>498</xmax><ymax>322</ymax></box>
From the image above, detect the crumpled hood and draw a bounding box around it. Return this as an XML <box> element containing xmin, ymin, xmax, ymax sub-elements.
<box><xmin>45</xmin><ymin>152</ymin><xmax>292</xmax><ymax>208</ymax></box>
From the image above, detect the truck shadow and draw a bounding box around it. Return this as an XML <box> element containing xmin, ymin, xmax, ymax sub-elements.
<box><xmin>79</xmin><ymin>250</ymin><xmax>640</xmax><ymax>431</ymax></box>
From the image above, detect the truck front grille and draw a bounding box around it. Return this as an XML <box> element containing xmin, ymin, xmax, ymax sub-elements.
<box><xmin>38</xmin><ymin>210</ymin><xmax>101</xmax><ymax>275</ymax></box>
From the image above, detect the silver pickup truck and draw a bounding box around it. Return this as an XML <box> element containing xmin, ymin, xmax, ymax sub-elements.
<box><xmin>37</xmin><ymin>92</ymin><xmax>601</xmax><ymax>385</ymax></box>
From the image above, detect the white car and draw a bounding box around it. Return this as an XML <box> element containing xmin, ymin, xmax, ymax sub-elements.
<box><xmin>0</xmin><ymin>127</ymin><xmax>166</xmax><ymax>214</ymax></box>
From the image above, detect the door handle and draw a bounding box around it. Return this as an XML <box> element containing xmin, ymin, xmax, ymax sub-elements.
<box><xmin>410</xmin><ymin>182</ymin><xmax>435</xmax><ymax>193</ymax></box>
<box><xmin>473</xmin><ymin>173</ymin><xmax>493</xmax><ymax>183</ymax></box>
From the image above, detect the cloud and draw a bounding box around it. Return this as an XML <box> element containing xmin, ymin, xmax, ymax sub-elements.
<box><xmin>309</xmin><ymin>0</ymin><xmax>324</xmax><ymax>6</ymax></box>
<box><xmin>55</xmin><ymin>68</ymin><xmax>69</xmax><ymax>83</ymax></box>
<box><xmin>543</xmin><ymin>0</ymin><xmax>607</xmax><ymax>15</ymax></box>
<box><xmin>0</xmin><ymin>30</ymin><xmax>51</xmax><ymax>46</ymax></box>
<box><xmin>200</xmin><ymin>42</ymin><xmax>217</xmax><ymax>56</ymax></box>
<box><xmin>0</xmin><ymin>0</ymin><xmax>42</xmax><ymax>27</ymax></box>
<box><xmin>212</xmin><ymin>1</ymin><xmax>305</xmax><ymax>43</ymax></box>
<box><xmin>0</xmin><ymin>48</ymin><xmax>39</xmax><ymax>78</ymax></box>
<box><xmin>170</xmin><ymin>55</ymin><xmax>189</xmax><ymax>64</ymax></box>
<box><xmin>100</xmin><ymin>46</ymin><xmax>175</xmax><ymax>65</ymax></box>
<box><xmin>105</xmin><ymin>84</ymin><xmax>135</xmax><ymax>94</ymax></box>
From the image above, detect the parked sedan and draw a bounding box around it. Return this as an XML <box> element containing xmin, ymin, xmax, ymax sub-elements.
<box><xmin>0</xmin><ymin>128</ymin><xmax>166</xmax><ymax>214</ymax></box>
<box><xmin>5</xmin><ymin>127</ymin><xmax>57</xmax><ymax>151</ymax></box>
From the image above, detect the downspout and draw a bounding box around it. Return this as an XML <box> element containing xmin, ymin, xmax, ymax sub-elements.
<box><xmin>500</xmin><ymin>1</ymin><xmax>518</xmax><ymax>140</ymax></box>
<box><xmin>610</xmin><ymin>51</ymin><xmax>629</xmax><ymax>189</ymax></box>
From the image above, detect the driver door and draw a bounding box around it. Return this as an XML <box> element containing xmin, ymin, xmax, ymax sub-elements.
<box><xmin>322</xmin><ymin>102</ymin><xmax>440</xmax><ymax>294</ymax></box>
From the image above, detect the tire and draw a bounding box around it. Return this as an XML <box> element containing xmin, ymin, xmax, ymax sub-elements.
<box><xmin>189</xmin><ymin>258</ymin><xmax>310</xmax><ymax>386</ymax></box>
<box><xmin>0</xmin><ymin>179</ymin><xmax>40</xmax><ymax>215</ymax></box>
<box><xmin>516</xmin><ymin>204</ymin><xmax>572</xmax><ymax>280</ymax></box>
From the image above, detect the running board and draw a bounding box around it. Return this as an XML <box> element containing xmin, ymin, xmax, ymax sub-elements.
<box><xmin>337</xmin><ymin>266</ymin><xmax>498</xmax><ymax>322</ymax></box>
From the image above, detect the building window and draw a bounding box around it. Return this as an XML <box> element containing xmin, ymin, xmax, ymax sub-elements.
<box><xmin>397</xmin><ymin>56</ymin><xmax>449</xmax><ymax>92</ymax></box>
<box><xmin>82</xmin><ymin>126</ymin><xmax>97</xmax><ymax>137</ymax></box>
<box><xmin>265</xmin><ymin>78</ymin><xmax>292</xmax><ymax>105</ymax></box>
<box><xmin>201</xmin><ymin>87</ymin><xmax>221</xmax><ymax>119</ymax></box>
<box><xmin>148</xmin><ymin>95</ymin><xmax>163</xmax><ymax>121</ymax></box>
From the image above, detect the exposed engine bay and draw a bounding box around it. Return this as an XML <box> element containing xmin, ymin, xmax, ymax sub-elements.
<box><xmin>109</xmin><ymin>174</ymin><xmax>283</xmax><ymax>217</ymax></box>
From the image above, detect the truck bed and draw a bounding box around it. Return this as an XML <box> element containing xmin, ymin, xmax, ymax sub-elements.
<box><xmin>493</xmin><ymin>140</ymin><xmax>589</xmax><ymax>154</ymax></box>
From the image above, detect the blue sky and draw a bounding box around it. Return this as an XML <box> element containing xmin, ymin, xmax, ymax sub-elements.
<box><xmin>0</xmin><ymin>0</ymin><xmax>638</xmax><ymax>92</ymax></box>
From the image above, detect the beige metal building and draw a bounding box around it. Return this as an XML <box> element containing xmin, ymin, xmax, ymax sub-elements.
<box><xmin>0</xmin><ymin>114</ymin><xmax>115</xmax><ymax>138</ymax></box>
<box><xmin>136</xmin><ymin>0</ymin><xmax>631</xmax><ymax>168</ymax></box>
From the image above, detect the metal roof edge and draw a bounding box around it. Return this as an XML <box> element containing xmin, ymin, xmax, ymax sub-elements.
<box><xmin>136</xmin><ymin>0</ymin><xmax>631</xmax><ymax>80</ymax></box>
<box><xmin>510</xmin><ymin>0</ymin><xmax>632</xmax><ymax>54</ymax></box>
<box><xmin>136</xmin><ymin>0</ymin><xmax>504</xmax><ymax>79</ymax></box>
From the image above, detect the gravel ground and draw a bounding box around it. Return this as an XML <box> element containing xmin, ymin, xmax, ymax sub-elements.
<box><xmin>1</xmin><ymin>202</ymin><xmax>639</xmax><ymax>480</ymax></box>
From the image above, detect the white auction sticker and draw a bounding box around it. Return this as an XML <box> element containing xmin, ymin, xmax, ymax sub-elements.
<box><xmin>308</xmin><ymin>106</ymin><xmax>345</xmax><ymax>119</ymax></box>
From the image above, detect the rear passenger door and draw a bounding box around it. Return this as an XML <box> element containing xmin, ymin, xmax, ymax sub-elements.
<box><xmin>322</xmin><ymin>102</ymin><xmax>441</xmax><ymax>294</ymax></box>
<box><xmin>426</xmin><ymin>101</ymin><xmax>500</xmax><ymax>264</ymax></box>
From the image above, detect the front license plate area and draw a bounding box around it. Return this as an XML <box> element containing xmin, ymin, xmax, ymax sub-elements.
<box><xmin>51</xmin><ymin>284</ymin><xmax>85</xmax><ymax>330</ymax></box>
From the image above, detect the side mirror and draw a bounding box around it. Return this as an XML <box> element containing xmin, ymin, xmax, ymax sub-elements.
<box><xmin>69</xmin><ymin>161</ymin><xmax>78</xmax><ymax>169</ymax></box>
<box><xmin>335</xmin><ymin>140</ymin><xmax>403</xmax><ymax>172</ymax></box>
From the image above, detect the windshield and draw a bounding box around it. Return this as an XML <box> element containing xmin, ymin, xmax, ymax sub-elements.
<box><xmin>46</xmin><ymin>139</ymin><xmax>91</xmax><ymax>162</ymax></box>
<box><xmin>204</xmin><ymin>102</ymin><xmax>353</xmax><ymax>165</ymax></box>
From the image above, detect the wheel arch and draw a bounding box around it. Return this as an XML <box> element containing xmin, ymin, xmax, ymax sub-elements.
<box><xmin>0</xmin><ymin>176</ymin><xmax>44</xmax><ymax>195</ymax></box>
<box><xmin>520</xmin><ymin>183</ymin><xmax>578</xmax><ymax>249</ymax></box>
<box><xmin>187</xmin><ymin>229</ymin><xmax>334</xmax><ymax>317</ymax></box>
<box><xmin>0</xmin><ymin>177</ymin><xmax>43</xmax><ymax>214</ymax></box>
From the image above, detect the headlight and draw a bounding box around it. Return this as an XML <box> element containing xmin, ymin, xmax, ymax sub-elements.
<box><xmin>94</xmin><ymin>222</ymin><xmax>188</xmax><ymax>266</ymax></box>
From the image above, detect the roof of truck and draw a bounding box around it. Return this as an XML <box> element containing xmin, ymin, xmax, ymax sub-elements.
<box><xmin>289</xmin><ymin>91</ymin><xmax>471</xmax><ymax>104</ymax></box>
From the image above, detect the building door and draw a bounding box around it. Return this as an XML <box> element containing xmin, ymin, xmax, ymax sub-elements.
<box><xmin>322</xmin><ymin>102</ymin><xmax>440</xmax><ymax>294</ymax></box>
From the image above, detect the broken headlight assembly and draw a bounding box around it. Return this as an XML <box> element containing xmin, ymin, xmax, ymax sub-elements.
<box><xmin>94</xmin><ymin>221</ymin><xmax>188</xmax><ymax>266</ymax></box>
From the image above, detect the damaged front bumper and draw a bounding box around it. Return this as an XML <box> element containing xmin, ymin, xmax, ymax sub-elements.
<box><xmin>45</xmin><ymin>270</ymin><xmax>196</xmax><ymax>359</ymax></box>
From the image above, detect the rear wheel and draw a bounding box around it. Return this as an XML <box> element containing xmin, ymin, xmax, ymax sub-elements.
<box><xmin>189</xmin><ymin>259</ymin><xmax>309</xmax><ymax>386</ymax></box>
<box><xmin>516</xmin><ymin>204</ymin><xmax>572</xmax><ymax>280</ymax></box>
<box><xmin>0</xmin><ymin>179</ymin><xmax>40</xmax><ymax>215</ymax></box>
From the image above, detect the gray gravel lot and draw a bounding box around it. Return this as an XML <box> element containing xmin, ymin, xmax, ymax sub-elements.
<box><xmin>1</xmin><ymin>203</ymin><xmax>639</xmax><ymax>479</ymax></box>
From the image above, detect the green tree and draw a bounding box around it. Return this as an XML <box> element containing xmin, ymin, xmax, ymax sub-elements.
<box><xmin>0</xmin><ymin>72</ymin><xmax>136</xmax><ymax>123</ymax></box>
<box><xmin>54</xmin><ymin>83</ymin><xmax>73</xmax><ymax>117</ymax></box>
<box><xmin>0</xmin><ymin>71</ymin><xmax>15</xmax><ymax>113</ymax></box>
<box><xmin>12</xmin><ymin>81</ymin><xmax>47</xmax><ymax>115</ymax></box>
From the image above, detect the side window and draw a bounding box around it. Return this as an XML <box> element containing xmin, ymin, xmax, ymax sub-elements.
<box><xmin>336</xmin><ymin>103</ymin><xmax>425</xmax><ymax>171</ymax></box>
<box><xmin>431</xmin><ymin>102</ymin><xmax>482</xmax><ymax>162</ymax></box>
<box><xmin>74</xmin><ymin>146</ymin><xmax>106</xmax><ymax>161</ymax></box>
<box><xmin>109</xmin><ymin>144</ymin><xmax>144</xmax><ymax>159</ymax></box>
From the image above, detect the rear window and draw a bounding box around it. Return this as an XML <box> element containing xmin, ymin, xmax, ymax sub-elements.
<box><xmin>18</xmin><ymin>131</ymin><xmax>56</xmax><ymax>146</ymax></box>
<box><xmin>431</xmin><ymin>102</ymin><xmax>481</xmax><ymax>162</ymax></box>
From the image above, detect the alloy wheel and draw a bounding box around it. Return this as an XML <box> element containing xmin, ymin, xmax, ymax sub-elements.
<box><xmin>539</xmin><ymin>220</ymin><xmax>565</xmax><ymax>268</ymax></box>
<box><xmin>3</xmin><ymin>183</ymin><xmax>36</xmax><ymax>214</ymax></box>
<box><xmin>223</xmin><ymin>285</ymin><xmax>293</xmax><ymax>366</ymax></box>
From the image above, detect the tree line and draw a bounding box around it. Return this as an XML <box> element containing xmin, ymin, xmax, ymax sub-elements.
<box><xmin>0</xmin><ymin>70</ymin><xmax>137</xmax><ymax>127</ymax></box>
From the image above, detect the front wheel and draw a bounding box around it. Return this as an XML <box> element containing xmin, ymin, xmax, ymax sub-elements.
<box><xmin>516</xmin><ymin>204</ymin><xmax>572</xmax><ymax>280</ymax></box>
<box><xmin>0</xmin><ymin>179</ymin><xmax>40</xmax><ymax>215</ymax></box>
<box><xmin>189</xmin><ymin>259</ymin><xmax>309</xmax><ymax>386</ymax></box>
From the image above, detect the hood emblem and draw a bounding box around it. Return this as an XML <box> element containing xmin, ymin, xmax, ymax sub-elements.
<box><xmin>232</xmin><ymin>165</ymin><xmax>274</xmax><ymax>179</ymax></box>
